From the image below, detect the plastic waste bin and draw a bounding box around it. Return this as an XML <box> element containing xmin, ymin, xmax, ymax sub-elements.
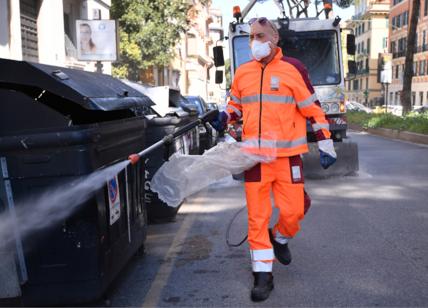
<box><xmin>144</xmin><ymin>108</ymin><xmax>200</xmax><ymax>223</ymax></box>
<box><xmin>0</xmin><ymin>59</ymin><xmax>152</xmax><ymax>305</ymax></box>
<box><xmin>122</xmin><ymin>83</ymin><xmax>200</xmax><ymax>223</ymax></box>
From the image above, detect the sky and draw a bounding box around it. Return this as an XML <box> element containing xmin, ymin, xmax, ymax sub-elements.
<box><xmin>211</xmin><ymin>0</ymin><xmax>355</xmax><ymax>61</ymax></box>
<box><xmin>212</xmin><ymin>0</ymin><xmax>355</xmax><ymax>34</ymax></box>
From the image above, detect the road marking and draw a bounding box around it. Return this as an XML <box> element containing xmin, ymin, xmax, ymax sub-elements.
<box><xmin>141</xmin><ymin>202</ymin><xmax>198</xmax><ymax>307</ymax></box>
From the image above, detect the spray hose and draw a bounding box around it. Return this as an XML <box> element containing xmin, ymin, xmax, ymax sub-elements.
<box><xmin>127</xmin><ymin>110</ymin><xmax>219</xmax><ymax>165</ymax></box>
<box><xmin>226</xmin><ymin>204</ymin><xmax>248</xmax><ymax>248</ymax></box>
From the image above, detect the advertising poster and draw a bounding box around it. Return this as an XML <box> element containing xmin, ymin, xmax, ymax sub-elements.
<box><xmin>76</xmin><ymin>19</ymin><xmax>118</xmax><ymax>61</ymax></box>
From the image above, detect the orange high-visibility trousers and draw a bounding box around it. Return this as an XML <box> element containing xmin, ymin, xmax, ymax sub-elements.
<box><xmin>245</xmin><ymin>156</ymin><xmax>305</xmax><ymax>272</ymax></box>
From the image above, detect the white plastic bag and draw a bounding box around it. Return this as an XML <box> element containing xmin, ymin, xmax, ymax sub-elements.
<box><xmin>150</xmin><ymin>140</ymin><xmax>275</xmax><ymax>207</ymax></box>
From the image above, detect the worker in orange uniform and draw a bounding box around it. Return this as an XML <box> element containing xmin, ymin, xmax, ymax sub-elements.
<box><xmin>211</xmin><ymin>17</ymin><xmax>337</xmax><ymax>302</ymax></box>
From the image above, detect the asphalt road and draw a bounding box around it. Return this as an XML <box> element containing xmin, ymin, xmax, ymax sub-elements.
<box><xmin>101</xmin><ymin>131</ymin><xmax>428</xmax><ymax>307</ymax></box>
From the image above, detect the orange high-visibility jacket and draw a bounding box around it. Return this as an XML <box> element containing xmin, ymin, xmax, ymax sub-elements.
<box><xmin>226</xmin><ymin>48</ymin><xmax>331</xmax><ymax>157</ymax></box>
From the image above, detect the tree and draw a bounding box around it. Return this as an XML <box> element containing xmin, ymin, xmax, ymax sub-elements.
<box><xmin>401</xmin><ymin>0</ymin><xmax>420</xmax><ymax>114</ymax></box>
<box><xmin>110</xmin><ymin>0</ymin><xmax>191</xmax><ymax>80</ymax></box>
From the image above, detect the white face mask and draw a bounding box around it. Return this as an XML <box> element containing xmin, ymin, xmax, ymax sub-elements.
<box><xmin>251</xmin><ymin>40</ymin><xmax>271</xmax><ymax>61</ymax></box>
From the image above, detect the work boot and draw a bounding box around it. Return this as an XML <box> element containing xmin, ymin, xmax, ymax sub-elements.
<box><xmin>269</xmin><ymin>228</ymin><xmax>292</xmax><ymax>265</ymax></box>
<box><xmin>251</xmin><ymin>272</ymin><xmax>274</xmax><ymax>302</ymax></box>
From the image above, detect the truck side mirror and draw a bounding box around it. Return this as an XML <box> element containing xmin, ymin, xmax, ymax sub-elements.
<box><xmin>348</xmin><ymin>60</ymin><xmax>357</xmax><ymax>75</ymax></box>
<box><xmin>215</xmin><ymin>70</ymin><xmax>223</xmax><ymax>84</ymax></box>
<box><xmin>213</xmin><ymin>46</ymin><xmax>225</xmax><ymax>67</ymax></box>
<box><xmin>347</xmin><ymin>34</ymin><xmax>356</xmax><ymax>55</ymax></box>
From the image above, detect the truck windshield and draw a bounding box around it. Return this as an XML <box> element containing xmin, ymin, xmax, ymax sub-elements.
<box><xmin>232</xmin><ymin>30</ymin><xmax>341</xmax><ymax>86</ymax></box>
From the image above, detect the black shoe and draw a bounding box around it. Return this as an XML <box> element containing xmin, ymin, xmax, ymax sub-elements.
<box><xmin>251</xmin><ymin>272</ymin><xmax>274</xmax><ymax>302</ymax></box>
<box><xmin>269</xmin><ymin>228</ymin><xmax>292</xmax><ymax>265</ymax></box>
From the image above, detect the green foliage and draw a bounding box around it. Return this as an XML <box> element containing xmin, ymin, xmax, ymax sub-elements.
<box><xmin>347</xmin><ymin>111</ymin><xmax>428</xmax><ymax>134</ymax></box>
<box><xmin>111</xmin><ymin>0</ymin><xmax>191</xmax><ymax>80</ymax></box>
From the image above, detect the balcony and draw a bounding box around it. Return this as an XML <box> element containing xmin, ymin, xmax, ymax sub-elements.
<box><xmin>357</xmin><ymin>68</ymin><xmax>369</xmax><ymax>75</ymax></box>
<box><xmin>393</xmin><ymin>51</ymin><xmax>406</xmax><ymax>58</ymax></box>
<box><xmin>415</xmin><ymin>45</ymin><xmax>428</xmax><ymax>53</ymax></box>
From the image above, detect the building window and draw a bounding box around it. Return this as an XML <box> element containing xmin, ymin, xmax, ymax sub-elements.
<box><xmin>423</xmin><ymin>31</ymin><xmax>427</xmax><ymax>51</ymax></box>
<box><xmin>366</xmin><ymin>77</ymin><xmax>369</xmax><ymax>89</ymax></box>
<box><xmin>403</xmin><ymin>11</ymin><xmax>408</xmax><ymax>26</ymax></box>
<box><xmin>396</xmin><ymin>65</ymin><xmax>399</xmax><ymax>79</ymax></box>
<box><xmin>365</xmin><ymin>58</ymin><xmax>369</xmax><ymax>71</ymax></box>
<box><xmin>186</xmin><ymin>33</ymin><xmax>198</xmax><ymax>56</ymax></box>
<box><xmin>425</xmin><ymin>0</ymin><xmax>428</xmax><ymax>16</ymax></box>
<box><xmin>353</xmin><ymin>79</ymin><xmax>359</xmax><ymax>90</ymax></box>
<box><xmin>390</xmin><ymin>92</ymin><xmax>393</xmax><ymax>105</ymax></box>
<box><xmin>412</xmin><ymin>92</ymin><xmax>416</xmax><ymax>106</ymax></box>
<box><xmin>420</xmin><ymin>91</ymin><xmax>424</xmax><ymax>105</ymax></box>
<box><xmin>20</xmin><ymin>0</ymin><xmax>39</xmax><ymax>62</ymax></box>
<box><xmin>383</xmin><ymin>37</ymin><xmax>388</xmax><ymax>49</ymax></box>
<box><xmin>415</xmin><ymin>31</ymin><xmax>418</xmax><ymax>48</ymax></box>
<box><xmin>362</xmin><ymin>22</ymin><xmax>365</xmax><ymax>33</ymax></box>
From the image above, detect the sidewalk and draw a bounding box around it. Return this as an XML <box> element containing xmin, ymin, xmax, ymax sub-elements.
<box><xmin>348</xmin><ymin>123</ymin><xmax>428</xmax><ymax>145</ymax></box>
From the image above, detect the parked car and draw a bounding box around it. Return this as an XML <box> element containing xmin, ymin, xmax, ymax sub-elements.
<box><xmin>185</xmin><ymin>95</ymin><xmax>218</xmax><ymax>153</ymax></box>
<box><xmin>373</xmin><ymin>105</ymin><xmax>387</xmax><ymax>114</ymax></box>
<box><xmin>388</xmin><ymin>105</ymin><xmax>403</xmax><ymax>116</ymax></box>
<box><xmin>346</xmin><ymin>101</ymin><xmax>372</xmax><ymax>113</ymax></box>
<box><xmin>207</xmin><ymin>102</ymin><xmax>219</xmax><ymax>111</ymax></box>
<box><xmin>413</xmin><ymin>104</ymin><xmax>428</xmax><ymax>114</ymax></box>
<box><xmin>185</xmin><ymin>95</ymin><xmax>209</xmax><ymax>115</ymax></box>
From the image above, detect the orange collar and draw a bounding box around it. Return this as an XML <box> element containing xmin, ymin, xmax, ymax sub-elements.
<box><xmin>272</xmin><ymin>47</ymin><xmax>284</xmax><ymax>62</ymax></box>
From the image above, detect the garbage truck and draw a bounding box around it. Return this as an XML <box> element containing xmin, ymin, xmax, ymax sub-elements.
<box><xmin>213</xmin><ymin>0</ymin><xmax>359</xmax><ymax>177</ymax></box>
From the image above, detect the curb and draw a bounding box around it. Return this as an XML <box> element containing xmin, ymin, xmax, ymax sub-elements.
<box><xmin>348</xmin><ymin>124</ymin><xmax>428</xmax><ymax>145</ymax></box>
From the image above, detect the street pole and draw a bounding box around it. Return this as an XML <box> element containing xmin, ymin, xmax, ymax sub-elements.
<box><xmin>386</xmin><ymin>83</ymin><xmax>389</xmax><ymax>113</ymax></box>
<box><xmin>96</xmin><ymin>61</ymin><xmax>103</xmax><ymax>74</ymax></box>
<box><xmin>382</xmin><ymin>82</ymin><xmax>388</xmax><ymax>113</ymax></box>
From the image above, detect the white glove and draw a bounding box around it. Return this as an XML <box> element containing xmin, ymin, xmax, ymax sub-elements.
<box><xmin>317</xmin><ymin>139</ymin><xmax>337</xmax><ymax>159</ymax></box>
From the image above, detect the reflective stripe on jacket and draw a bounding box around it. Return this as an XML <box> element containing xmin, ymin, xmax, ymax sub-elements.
<box><xmin>226</xmin><ymin>48</ymin><xmax>331</xmax><ymax>157</ymax></box>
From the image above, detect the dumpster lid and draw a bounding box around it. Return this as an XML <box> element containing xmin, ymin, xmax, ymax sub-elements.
<box><xmin>0</xmin><ymin>58</ymin><xmax>154</xmax><ymax>111</ymax></box>
<box><xmin>122</xmin><ymin>81</ymin><xmax>169</xmax><ymax>117</ymax></box>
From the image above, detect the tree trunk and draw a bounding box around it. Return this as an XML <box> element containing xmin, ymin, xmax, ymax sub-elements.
<box><xmin>401</xmin><ymin>0</ymin><xmax>420</xmax><ymax>115</ymax></box>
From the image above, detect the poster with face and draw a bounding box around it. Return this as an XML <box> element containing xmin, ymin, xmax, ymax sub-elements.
<box><xmin>76</xmin><ymin>20</ymin><xmax>118</xmax><ymax>61</ymax></box>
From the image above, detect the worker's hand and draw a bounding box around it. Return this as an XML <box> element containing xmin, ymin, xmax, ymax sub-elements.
<box><xmin>210</xmin><ymin>111</ymin><xmax>228</xmax><ymax>132</ymax></box>
<box><xmin>317</xmin><ymin>139</ymin><xmax>337</xmax><ymax>169</ymax></box>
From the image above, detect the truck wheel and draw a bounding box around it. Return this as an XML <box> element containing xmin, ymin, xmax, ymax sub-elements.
<box><xmin>332</xmin><ymin>130</ymin><xmax>346</xmax><ymax>142</ymax></box>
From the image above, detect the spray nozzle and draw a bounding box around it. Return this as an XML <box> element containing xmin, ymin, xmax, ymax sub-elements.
<box><xmin>128</xmin><ymin>154</ymin><xmax>140</xmax><ymax>165</ymax></box>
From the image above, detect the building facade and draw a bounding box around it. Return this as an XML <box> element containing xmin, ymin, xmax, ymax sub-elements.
<box><xmin>0</xmin><ymin>0</ymin><xmax>113</xmax><ymax>74</ymax></box>
<box><xmin>145</xmin><ymin>1</ymin><xmax>225</xmax><ymax>103</ymax></box>
<box><xmin>389</xmin><ymin>0</ymin><xmax>428</xmax><ymax>107</ymax></box>
<box><xmin>174</xmin><ymin>1</ymin><xmax>225</xmax><ymax>103</ymax></box>
<box><xmin>345</xmin><ymin>0</ymin><xmax>390</xmax><ymax>107</ymax></box>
